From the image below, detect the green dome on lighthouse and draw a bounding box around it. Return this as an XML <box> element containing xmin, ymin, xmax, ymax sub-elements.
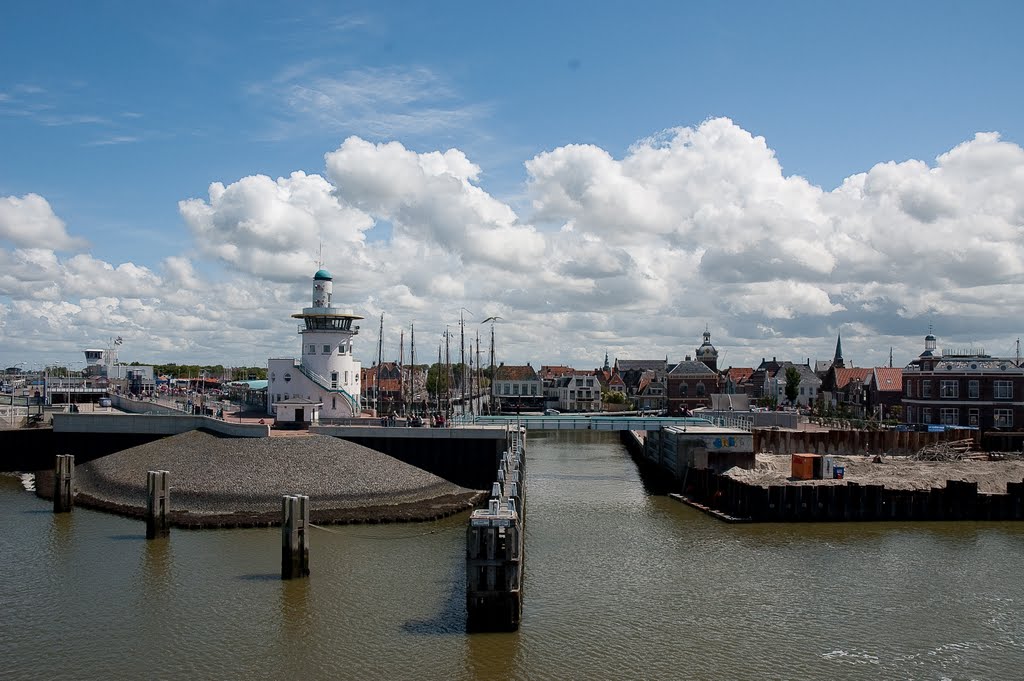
<box><xmin>314</xmin><ymin>269</ymin><xmax>332</xmax><ymax>281</ymax></box>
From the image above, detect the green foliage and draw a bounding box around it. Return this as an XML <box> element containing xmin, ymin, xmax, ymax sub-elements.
<box><xmin>758</xmin><ymin>394</ymin><xmax>778</xmax><ymax>409</ymax></box>
<box><xmin>426</xmin><ymin>363</ymin><xmax>449</xmax><ymax>395</ymax></box>
<box><xmin>784</xmin><ymin>366</ymin><xmax>802</xmax><ymax>404</ymax></box>
<box><xmin>602</xmin><ymin>390</ymin><xmax>626</xmax><ymax>404</ymax></box>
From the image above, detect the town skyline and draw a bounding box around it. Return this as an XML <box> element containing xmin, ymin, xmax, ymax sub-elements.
<box><xmin>3</xmin><ymin>2</ymin><xmax>1024</xmax><ymax>371</ymax></box>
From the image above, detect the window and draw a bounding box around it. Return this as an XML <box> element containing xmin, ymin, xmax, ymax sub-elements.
<box><xmin>323</xmin><ymin>345</ymin><xmax>331</xmax><ymax>354</ymax></box>
<box><xmin>503</xmin><ymin>384</ymin><xmax>510</xmax><ymax>395</ymax></box>
<box><xmin>331</xmin><ymin>372</ymin><xmax>338</xmax><ymax>389</ymax></box>
<box><xmin>308</xmin><ymin>344</ymin><xmax>316</xmax><ymax>354</ymax></box>
<box><xmin>332</xmin><ymin>397</ymin><xmax>336</xmax><ymax>410</ymax></box>
<box><xmin>531</xmin><ymin>385</ymin><xmax>537</xmax><ymax>396</ymax></box>
<box><xmin>922</xmin><ymin>407</ymin><xmax>932</xmax><ymax>423</ymax></box>
<box><xmin>994</xmin><ymin>409</ymin><xmax>1013</xmax><ymax>428</ymax></box>
<box><xmin>994</xmin><ymin>380</ymin><xmax>1013</xmax><ymax>399</ymax></box>
<box><xmin>940</xmin><ymin>380</ymin><xmax>958</xmax><ymax>398</ymax></box>
<box><xmin>800</xmin><ymin>387</ymin><xmax>805</xmax><ymax>395</ymax></box>
<box><xmin>922</xmin><ymin>380</ymin><xmax>932</xmax><ymax>398</ymax></box>
<box><xmin>940</xmin><ymin>408</ymin><xmax>958</xmax><ymax>425</ymax></box>
<box><xmin>905</xmin><ymin>381</ymin><xmax>913</xmax><ymax>398</ymax></box>
<box><xmin>906</xmin><ymin>406</ymin><xmax>915</xmax><ymax>423</ymax></box>
<box><xmin>679</xmin><ymin>384</ymin><xmax>688</xmax><ymax>397</ymax></box>
<box><xmin>968</xmin><ymin>408</ymin><xmax>979</xmax><ymax>426</ymax></box>
<box><xmin>338</xmin><ymin>344</ymin><xmax>346</xmax><ymax>355</ymax></box>
<box><xmin>696</xmin><ymin>382</ymin><xmax>706</xmax><ymax>396</ymax></box>
<box><xmin>513</xmin><ymin>384</ymin><xmax>520</xmax><ymax>395</ymax></box>
<box><xmin>968</xmin><ymin>380</ymin><xmax>979</xmax><ymax>399</ymax></box>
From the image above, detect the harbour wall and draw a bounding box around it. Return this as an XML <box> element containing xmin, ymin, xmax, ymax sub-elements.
<box><xmin>625</xmin><ymin>427</ymin><xmax>1024</xmax><ymax>522</ymax></box>
<box><xmin>312</xmin><ymin>425</ymin><xmax>506</xmax><ymax>489</ymax></box>
<box><xmin>676</xmin><ymin>467</ymin><xmax>1024</xmax><ymax>522</ymax></box>
<box><xmin>753</xmin><ymin>428</ymin><xmax>978</xmax><ymax>456</ymax></box>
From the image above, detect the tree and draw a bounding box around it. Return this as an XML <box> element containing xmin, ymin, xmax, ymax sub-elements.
<box><xmin>602</xmin><ymin>390</ymin><xmax>626</xmax><ymax>404</ymax></box>
<box><xmin>784</xmin><ymin>366</ymin><xmax>802</xmax><ymax>405</ymax></box>
<box><xmin>425</xmin><ymin>363</ymin><xmax>450</xmax><ymax>396</ymax></box>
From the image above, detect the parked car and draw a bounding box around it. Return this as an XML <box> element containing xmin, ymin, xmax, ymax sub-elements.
<box><xmin>544</xmin><ymin>409</ymin><xmax>560</xmax><ymax>415</ymax></box>
<box><xmin>98</xmin><ymin>397</ymin><xmax>112</xmax><ymax>407</ymax></box>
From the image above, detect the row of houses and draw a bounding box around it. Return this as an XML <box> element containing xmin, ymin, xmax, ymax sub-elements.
<box><xmin>360</xmin><ymin>329</ymin><xmax>1024</xmax><ymax>435</ymax></box>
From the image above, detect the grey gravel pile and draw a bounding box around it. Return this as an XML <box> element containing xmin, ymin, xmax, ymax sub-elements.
<box><xmin>75</xmin><ymin>431</ymin><xmax>471</xmax><ymax>515</ymax></box>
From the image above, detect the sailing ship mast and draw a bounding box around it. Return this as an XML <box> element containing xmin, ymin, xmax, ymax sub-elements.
<box><xmin>375</xmin><ymin>313</ymin><xmax>384</xmax><ymax>416</ymax></box>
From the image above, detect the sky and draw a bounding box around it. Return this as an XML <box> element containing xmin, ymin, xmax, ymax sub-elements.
<box><xmin>2</xmin><ymin>1</ymin><xmax>1024</xmax><ymax>373</ymax></box>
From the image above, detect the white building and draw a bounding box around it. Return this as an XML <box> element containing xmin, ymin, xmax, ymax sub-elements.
<box><xmin>267</xmin><ymin>268</ymin><xmax>363</xmax><ymax>424</ymax></box>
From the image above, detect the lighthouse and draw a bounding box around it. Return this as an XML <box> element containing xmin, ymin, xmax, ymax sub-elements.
<box><xmin>267</xmin><ymin>268</ymin><xmax>363</xmax><ymax>424</ymax></box>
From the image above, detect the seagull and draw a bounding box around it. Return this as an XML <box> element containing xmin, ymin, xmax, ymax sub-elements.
<box><xmin>481</xmin><ymin>316</ymin><xmax>503</xmax><ymax>324</ymax></box>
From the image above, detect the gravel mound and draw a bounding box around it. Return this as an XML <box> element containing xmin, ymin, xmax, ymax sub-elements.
<box><xmin>71</xmin><ymin>430</ymin><xmax>481</xmax><ymax>526</ymax></box>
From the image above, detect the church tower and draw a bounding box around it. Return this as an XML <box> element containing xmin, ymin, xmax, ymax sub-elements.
<box><xmin>833</xmin><ymin>332</ymin><xmax>845</xmax><ymax>369</ymax></box>
<box><xmin>696</xmin><ymin>327</ymin><xmax>719</xmax><ymax>372</ymax></box>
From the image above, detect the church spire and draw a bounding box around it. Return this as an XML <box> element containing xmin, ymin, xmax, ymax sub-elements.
<box><xmin>833</xmin><ymin>331</ymin><xmax>845</xmax><ymax>369</ymax></box>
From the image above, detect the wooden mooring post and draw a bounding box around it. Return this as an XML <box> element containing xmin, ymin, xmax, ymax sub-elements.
<box><xmin>53</xmin><ymin>454</ymin><xmax>74</xmax><ymax>513</ymax></box>
<box><xmin>467</xmin><ymin>426</ymin><xmax>526</xmax><ymax>632</ymax></box>
<box><xmin>281</xmin><ymin>494</ymin><xmax>310</xmax><ymax>580</ymax></box>
<box><xmin>146</xmin><ymin>470</ymin><xmax>170</xmax><ymax>539</ymax></box>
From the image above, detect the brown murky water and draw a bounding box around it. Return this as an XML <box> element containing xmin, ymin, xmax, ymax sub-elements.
<box><xmin>3</xmin><ymin>430</ymin><xmax>1023</xmax><ymax>679</ymax></box>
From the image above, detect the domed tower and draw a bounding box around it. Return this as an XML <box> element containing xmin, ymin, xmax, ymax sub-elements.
<box><xmin>696</xmin><ymin>327</ymin><xmax>719</xmax><ymax>372</ymax></box>
<box><xmin>267</xmin><ymin>268</ymin><xmax>363</xmax><ymax>420</ymax></box>
<box><xmin>920</xmin><ymin>331</ymin><xmax>940</xmax><ymax>358</ymax></box>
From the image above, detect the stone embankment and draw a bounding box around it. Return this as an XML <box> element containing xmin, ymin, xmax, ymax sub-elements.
<box><xmin>37</xmin><ymin>430</ymin><xmax>482</xmax><ymax>528</ymax></box>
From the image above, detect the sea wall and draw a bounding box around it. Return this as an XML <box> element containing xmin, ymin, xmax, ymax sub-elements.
<box><xmin>678</xmin><ymin>467</ymin><xmax>1024</xmax><ymax>522</ymax></box>
<box><xmin>752</xmin><ymin>428</ymin><xmax>978</xmax><ymax>456</ymax></box>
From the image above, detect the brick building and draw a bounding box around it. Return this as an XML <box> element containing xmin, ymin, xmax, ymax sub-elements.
<box><xmin>903</xmin><ymin>333</ymin><xmax>1024</xmax><ymax>430</ymax></box>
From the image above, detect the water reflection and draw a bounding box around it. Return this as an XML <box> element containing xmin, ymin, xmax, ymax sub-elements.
<box><xmin>3</xmin><ymin>434</ymin><xmax>1024</xmax><ymax>680</ymax></box>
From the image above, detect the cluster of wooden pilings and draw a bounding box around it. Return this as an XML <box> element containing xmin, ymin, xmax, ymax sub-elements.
<box><xmin>680</xmin><ymin>467</ymin><xmax>1024</xmax><ymax>522</ymax></box>
<box><xmin>466</xmin><ymin>426</ymin><xmax>526</xmax><ymax>632</ymax></box>
<box><xmin>47</xmin><ymin>455</ymin><xmax>313</xmax><ymax>578</ymax></box>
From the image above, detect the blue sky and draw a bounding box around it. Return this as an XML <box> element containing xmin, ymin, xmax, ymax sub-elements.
<box><xmin>2</xmin><ymin>1</ymin><xmax>1024</xmax><ymax>370</ymax></box>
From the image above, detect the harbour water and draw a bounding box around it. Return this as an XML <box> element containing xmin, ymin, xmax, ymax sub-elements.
<box><xmin>2</xmin><ymin>430</ymin><xmax>1023</xmax><ymax>679</ymax></box>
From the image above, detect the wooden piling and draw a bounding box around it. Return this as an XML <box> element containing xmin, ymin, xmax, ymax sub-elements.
<box><xmin>146</xmin><ymin>470</ymin><xmax>170</xmax><ymax>539</ymax></box>
<box><xmin>53</xmin><ymin>454</ymin><xmax>74</xmax><ymax>513</ymax></box>
<box><xmin>281</xmin><ymin>494</ymin><xmax>310</xmax><ymax>579</ymax></box>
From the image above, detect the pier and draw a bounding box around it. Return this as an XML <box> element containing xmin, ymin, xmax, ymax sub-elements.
<box><xmin>466</xmin><ymin>426</ymin><xmax>526</xmax><ymax>632</ymax></box>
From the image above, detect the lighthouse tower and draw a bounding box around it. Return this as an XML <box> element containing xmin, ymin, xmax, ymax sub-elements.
<box><xmin>267</xmin><ymin>268</ymin><xmax>363</xmax><ymax>421</ymax></box>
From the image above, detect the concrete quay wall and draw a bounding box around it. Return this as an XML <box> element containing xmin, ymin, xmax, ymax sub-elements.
<box><xmin>678</xmin><ymin>467</ymin><xmax>1024</xmax><ymax>522</ymax></box>
<box><xmin>52</xmin><ymin>413</ymin><xmax>270</xmax><ymax>437</ymax></box>
<box><xmin>313</xmin><ymin>425</ymin><xmax>507</xmax><ymax>489</ymax></box>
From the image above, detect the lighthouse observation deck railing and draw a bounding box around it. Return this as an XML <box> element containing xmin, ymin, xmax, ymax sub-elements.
<box><xmin>294</xmin><ymin>363</ymin><xmax>359</xmax><ymax>413</ymax></box>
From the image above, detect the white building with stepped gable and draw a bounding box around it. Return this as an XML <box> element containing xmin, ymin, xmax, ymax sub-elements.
<box><xmin>267</xmin><ymin>268</ymin><xmax>363</xmax><ymax>424</ymax></box>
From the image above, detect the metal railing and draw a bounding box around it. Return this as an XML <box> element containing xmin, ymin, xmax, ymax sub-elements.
<box><xmin>293</xmin><ymin>364</ymin><xmax>359</xmax><ymax>413</ymax></box>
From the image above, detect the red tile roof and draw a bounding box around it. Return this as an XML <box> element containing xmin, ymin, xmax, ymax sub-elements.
<box><xmin>496</xmin><ymin>364</ymin><xmax>539</xmax><ymax>381</ymax></box>
<box><xmin>833</xmin><ymin>367</ymin><xmax>872</xmax><ymax>389</ymax></box>
<box><xmin>726</xmin><ymin>367</ymin><xmax>754</xmax><ymax>383</ymax></box>
<box><xmin>872</xmin><ymin>367</ymin><xmax>903</xmax><ymax>392</ymax></box>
